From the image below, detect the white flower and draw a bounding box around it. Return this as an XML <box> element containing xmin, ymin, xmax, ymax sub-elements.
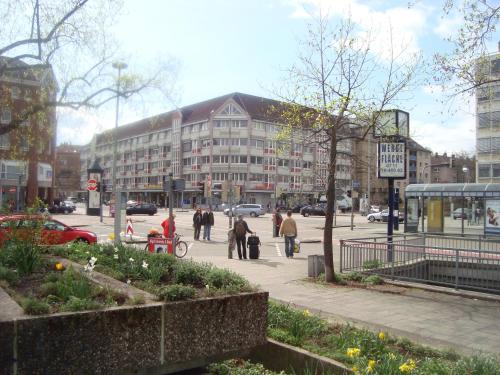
<box><xmin>205</xmin><ymin>284</ymin><xmax>210</xmax><ymax>290</ymax></box>
<box><xmin>113</xmin><ymin>254</ymin><xmax>119</xmax><ymax>259</ymax></box>
<box><xmin>142</xmin><ymin>260</ymin><xmax>148</xmax><ymax>269</ymax></box>
<box><xmin>126</xmin><ymin>279</ymin><xmax>131</xmax><ymax>284</ymax></box>
<box><xmin>84</xmin><ymin>256</ymin><xmax>97</xmax><ymax>272</ymax></box>
<box><xmin>129</xmin><ymin>257</ymin><xmax>134</xmax><ymax>263</ymax></box>
<box><xmin>114</xmin><ymin>247</ymin><xmax>119</xmax><ymax>252</ymax></box>
<box><xmin>85</xmin><ymin>251</ymin><xmax>90</xmax><ymax>254</ymax></box>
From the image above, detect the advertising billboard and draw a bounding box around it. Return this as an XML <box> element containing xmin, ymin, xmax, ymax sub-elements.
<box><xmin>485</xmin><ymin>200</ymin><xmax>500</xmax><ymax>235</ymax></box>
<box><xmin>377</xmin><ymin>141</ymin><xmax>406</xmax><ymax>179</ymax></box>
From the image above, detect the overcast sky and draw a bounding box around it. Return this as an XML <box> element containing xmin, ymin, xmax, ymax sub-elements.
<box><xmin>57</xmin><ymin>0</ymin><xmax>499</xmax><ymax>156</ymax></box>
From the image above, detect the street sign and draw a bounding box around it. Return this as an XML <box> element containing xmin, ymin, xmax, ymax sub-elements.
<box><xmin>377</xmin><ymin>141</ymin><xmax>406</xmax><ymax>179</ymax></box>
<box><xmin>87</xmin><ymin>179</ymin><xmax>98</xmax><ymax>191</ymax></box>
<box><xmin>352</xmin><ymin>181</ymin><xmax>360</xmax><ymax>189</ymax></box>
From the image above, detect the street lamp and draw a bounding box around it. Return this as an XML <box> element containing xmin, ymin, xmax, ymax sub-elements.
<box><xmin>462</xmin><ymin>166</ymin><xmax>470</xmax><ymax>183</ymax></box>
<box><xmin>112</xmin><ymin>62</ymin><xmax>127</xmax><ymax>244</ymax></box>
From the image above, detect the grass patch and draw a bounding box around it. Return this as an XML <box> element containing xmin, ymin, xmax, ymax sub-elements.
<box><xmin>158</xmin><ymin>284</ymin><xmax>196</xmax><ymax>301</ymax></box>
<box><xmin>208</xmin><ymin>359</ymin><xmax>286</xmax><ymax>374</ymax></box>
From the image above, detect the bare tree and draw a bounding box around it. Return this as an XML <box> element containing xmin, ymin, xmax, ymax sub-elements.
<box><xmin>432</xmin><ymin>0</ymin><xmax>500</xmax><ymax>95</ymax></box>
<box><xmin>275</xmin><ymin>13</ymin><xmax>420</xmax><ymax>282</ymax></box>
<box><xmin>0</xmin><ymin>0</ymin><xmax>177</xmax><ymax>136</ymax></box>
<box><xmin>0</xmin><ymin>0</ymin><xmax>176</xmax><ymax>205</ymax></box>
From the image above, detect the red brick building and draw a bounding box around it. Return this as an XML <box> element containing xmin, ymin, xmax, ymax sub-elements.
<box><xmin>0</xmin><ymin>57</ymin><xmax>57</xmax><ymax>208</ymax></box>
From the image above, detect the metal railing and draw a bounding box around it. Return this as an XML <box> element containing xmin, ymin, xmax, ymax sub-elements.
<box><xmin>340</xmin><ymin>234</ymin><xmax>500</xmax><ymax>294</ymax></box>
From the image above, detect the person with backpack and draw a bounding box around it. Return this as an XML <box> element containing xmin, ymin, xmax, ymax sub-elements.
<box><xmin>193</xmin><ymin>207</ymin><xmax>203</xmax><ymax>240</ymax></box>
<box><xmin>202</xmin><ymin>208</ymin><xmax>215</xmax><ymax>241</ymax></box>
<box><xmin>279</xmin><ymin>210</ymin><xmax>298</xmax><ymax>258</ymax></box>
<box><xmin>233</xmin><ymin>215</ymin><xmax>254</xmax><ymax>260</ymax></box>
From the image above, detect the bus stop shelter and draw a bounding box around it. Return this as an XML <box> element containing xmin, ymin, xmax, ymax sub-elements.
<box><xmin>404</xmin><ymin>183</ymin><xmax>500</xmax><ymax>236</ymax></box>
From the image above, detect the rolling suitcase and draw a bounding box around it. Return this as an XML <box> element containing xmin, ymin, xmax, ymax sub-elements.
<box><xmin>247</xmin><ymin>233</ymin><xmax>261</xmax><ymax>259</ymax></box>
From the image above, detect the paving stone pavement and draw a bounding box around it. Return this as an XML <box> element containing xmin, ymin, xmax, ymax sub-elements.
<box><xmin>185</xmin><ymin>253</ymin><xmax>500</xmax><ymax>357</ymax></box>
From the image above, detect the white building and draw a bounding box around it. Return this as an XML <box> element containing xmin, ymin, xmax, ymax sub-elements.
<box><xmin>81</xmin><ymin>92</ymin><xmax>353</xmax><ymax>208</ymax></box>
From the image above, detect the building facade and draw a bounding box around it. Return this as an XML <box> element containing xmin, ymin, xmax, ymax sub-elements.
<box><xmin>431</xmin><ymin>152</ymin><xmax>475</xmax><ymax>183</ymax></box>
<box><xmin>80</xmin><ymin>93</ymin><xmax>354</xmax><ymax>208</ymax></box>
<box><xmin>476</xmin><ymin>49</ymin><xmax>500</xmax><ymax>182</ymax></box>
<box><xmin>55</xmin><ymin>144</ymin><xmax>83</xmax><ymax>199</ymax></box>
<box><xmin>0</xmin><ymin>58</ymin><xmax>57</xmax><ymax>209</ymax></box>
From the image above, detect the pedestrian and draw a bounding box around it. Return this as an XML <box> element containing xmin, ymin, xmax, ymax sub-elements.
<box><xmin>202</xmin><ymin>208</ymin><xmax>215</xmax><ymax>241</ymax></box>
<box><xmin>273</xmin><ymin>209</ymin><xmax>283</xmax><ymax>237</ymax></box>
<box><xmin>279</xmin><ymin>210</ymin><xmax>298</xmax><ymax>258</ymax></box>
<box><xmin>193</xmin><ymin>207</ymin><xmax>203</xmax><ymax>240</ymax></box>
<box><xmin>161</xmin><ymin>214</ymin><xmax>176</xmax><ymax>239</ymax></box>
<box><xmin>233</xmin><ymin>215</ymin><xmax>254</xmax><ymax>260</ymax></box>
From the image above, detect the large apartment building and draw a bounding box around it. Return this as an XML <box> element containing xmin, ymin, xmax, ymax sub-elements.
<box><xmin>476</xmin><ymin>49</ymin><xmax>500</xmax><ymax>182</ymax></box>
<box><xmin>0</xmin><ymin>58</ymin><xmax>57</xmax><ymax>208</ymax></box>
<box><xmin>80</xmin><ymin>92</ymin><xmax>353</xmax><ymax>207</ymax></box>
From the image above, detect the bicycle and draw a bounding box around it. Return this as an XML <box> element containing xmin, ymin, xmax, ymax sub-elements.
<box><xmin>144</xmin><ymin>233</ymin><xmax>188</xmax><ymax>258</ymax></box>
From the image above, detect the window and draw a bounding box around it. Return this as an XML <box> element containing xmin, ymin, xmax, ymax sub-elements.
<box><xmin>221</xmin><ymin>103</ymin><xmax>243</xmax><ymax>115</ymax></box>
<box><xmin>201</xmin><ymin>139</ymin><xmax>211</xmax><ymax>148</ymax></box>
<box><xmin>182</xmin><ymin>141</ymin><xmax>192</xmax><ymax>152</ymax></box>
<box><xmin>1</xmin><ymin>108</ymin><xmax>11</xmax><ymax>124</ymax></box>
<box><xmin>478</xmin><ymin>164</ymin><xmax>491</xmax><ymax>178</ymax></box>
<box><xmin>253</xmin><ymin>121</ymin><xmax>266</xmax><ymax>131</ymax></box>
<box><xmin>493</xmin><ymin>164</ymin><xmax>500</xmax><ymax>178</ymax></box>
<box><xmin>249</xmin><ymin>139</ymin><xmax>264</xmax><ymax>148</ymax></box>
<box><xmin>10</xmin><ymin>87</ymin><xmax>20</xmax><ymax>99</ymax></box>
<box><xmin>478</xmin><ymin>111</ymin><xmax>500</xmax><ymax>128</ymax></box>
<box><xmin>250</xmin><ymin>156</ymin><xmax>263</xmax><ymax>164</ymax></box>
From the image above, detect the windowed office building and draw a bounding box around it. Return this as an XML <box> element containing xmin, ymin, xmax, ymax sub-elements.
<box><xmin>80</xmin><ymin>92</ymin><xmax>353</xmax><ymax>208</ymax></box>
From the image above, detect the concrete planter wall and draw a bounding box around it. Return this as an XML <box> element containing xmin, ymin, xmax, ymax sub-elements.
<box><xmin>0</xmin><ymin>292</ymin><xmax>268</xmax><ymax>375</ymax></box>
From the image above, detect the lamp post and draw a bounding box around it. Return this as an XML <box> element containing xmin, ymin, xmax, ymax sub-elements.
<box><xmin>228</xmin><ymin>121</ymin><xmax>233</xmax><ymax>229</ymax></box>
<box><xmin>462</xmin><ymin>166</ymin><xmax>470</xmax><ymax>183</ymax></box>
<box><xmin>112</xmin><ymin>62</ymin><xmax>127</xmax><ymax>245</ymax></box>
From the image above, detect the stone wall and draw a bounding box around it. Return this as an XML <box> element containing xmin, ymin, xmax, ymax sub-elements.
<box><xmin>0</xmin><ymin>292</ymin><xmax>268</xmax><ymax>375</ymax></box>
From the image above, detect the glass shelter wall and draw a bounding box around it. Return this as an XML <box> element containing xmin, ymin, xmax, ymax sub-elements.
<box><xmin>405</xmin><ymin>183</ymin><xmax>500</xmax><ymax>237</ymax></box>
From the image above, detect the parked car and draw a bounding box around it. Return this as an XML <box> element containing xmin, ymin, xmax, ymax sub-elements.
<box><xmin>367</xmin><ymin>209</ymin><xmax>403</xmax><ymax>222</ymax></box>
<box><xmin>291</xmin><ymin>203</ymin><xmax>308</xmax><ymax>213</ymax></box>
<box><xmin>0</xmin><ymin>215</ymin><xmax>97</xmax><ymax>245</ymax></box>
<box><xmin>453</xmin><ymin>208</ymin><xmax>472</xmax><ymax>219</ymax></box>
<box><xmin>126</xmin><ymin>200</ymin><xmax>138</xmax><ymax>206</ymax></box>
<box><xmin>300</xmin><ymin>204</ymin><xmax>328</xmax><ymax>217</ymax></box>
<box><xmin>63</xmin><ymin>200</ymin><xmax>76</xmax><ymax>210</ymax></box>
<box><xmin>48</xmin><ymin>202</ymin><xmax>74</xmax><ymax>214</ymax></box>
<box><xmin>126</xmin><ymin>203</ymin><xmax>157</xmax><ymax>216</ymax></box>
<box><xmin>224</xmin><ymin>204</ymin><xmax>266</xmax><ymax>217</ymax></box>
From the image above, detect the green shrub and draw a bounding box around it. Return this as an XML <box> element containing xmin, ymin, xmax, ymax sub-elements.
<box><xmin>208</xmin><ymin>359</ymin><xmax>286</xmax><ymax>375</ymax></box>
<box><xmin>21</xmin><ymin>298</ymin><xmax>50</xmax><ymax>315</ymax></box>
<box><xmin>158</xmin><ymin>284</ymin><xmax>196</xmax><ymax>301</ymax></box>
<box><xmin>0</xmin><ymin>266</ymin><xmax>18</xmax><ymax>284</ymax></box>
<box><xmin>128</xmin><ymin>295</ymin><xmax>146</xmax><ymax>305</ymax></box>
<box><xmin>363</xmin><ymin>259</ymin><xmax>382</xmax><ymax>269</ymax></box>
<box><xmin>334</xmin><ymin>273</ymin><xmax>347</xmax><ymax>285</ymax></box>
<box><xmin>61</xmin><ymin>296</ymin><xmax>103</xmax><ymax>312</ymax></box>
<box><xmin>3</xmin><ymin>238</ymin><xmax>41</xmax><ymax>275</ymax></box>
<box><xmin>452</xmin><ymin>354</ymin><xmax>500</xmax><ymax>375</ymax></box>
<box><xmin>344</xmin><ymin>271</ymin><xmax>364</xmax><ymax>282</ymax></box>
<box><xmin>205</xmin><ymin>268</ymin><xmax>250</xmax><ymax>291</ymax></box>
<box><xmin>173</xmin><ymin>260</ymin><xmax>210</xmax><ymax>286</ymax></box>
<box><xmin>363</xmin><ymin>275</ymin><xmax>384</xmax><ymax>285</ymax></box>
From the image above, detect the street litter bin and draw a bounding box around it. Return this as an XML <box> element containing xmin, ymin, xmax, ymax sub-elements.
<box><xmin>308</xmin><ymin>255</ymin><xmax>325</xmax><ymax>277</ymax></box>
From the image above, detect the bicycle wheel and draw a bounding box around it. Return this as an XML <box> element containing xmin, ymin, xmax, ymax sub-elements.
<box><xmin>175</xmin><ymin>241</ymin><xmax>188</xmax><ymax>258</ymax></box>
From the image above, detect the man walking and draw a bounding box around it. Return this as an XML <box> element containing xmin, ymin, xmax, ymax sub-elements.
<box><xmin>193</xmin><ymin>207</ymin><xmax>203</xmax><ymax>240</ymax></box>
<box><xmin>233</xmin><ymin>215</ymin><xmax>253</xmax><ymax>260</ymax></box>
<box><xmin>202</xmin><ymin>208</ymin><xmax>215</xmax><ymax>241</ymax></box>
<box><xmin>279</xmin><ymin>210</ymin><xmax>298</xmax><ymax>258</ymax></box>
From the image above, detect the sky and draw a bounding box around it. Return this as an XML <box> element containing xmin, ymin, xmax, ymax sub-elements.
<box><xmin>57</xmin><ymin>0</ymin><xmax>499</xmax><ymax>155</ymax></box>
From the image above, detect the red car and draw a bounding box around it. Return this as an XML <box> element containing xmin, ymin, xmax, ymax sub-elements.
<box><xmin>0</xmin><ymin>215</ymin><xmax>98</xmax><ymax>246</ymax></box>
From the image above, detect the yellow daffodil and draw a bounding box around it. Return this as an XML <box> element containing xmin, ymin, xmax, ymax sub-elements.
<box><xmin>55</xmin><ymin>262</ymin><xmax>64</xmax><ymax>271</ymax></box>
<box><xmin>389</xmin><ymin>353</ymin><xmax>396</xmax><ymax>360</ymax></box>
<box><xmin>367</xmin><ymin>359</ymin><xmax>376</xmax><ymax>372</ymax></box>
<box><xmin>378</xmin><ymin>331</ymin><xmax>386</xmax><ymax>340</ymax></box>
<box><xmin>399</xmin><ymin>359</ymin><xmax>417</xmax><ymax>373</ymax></box>
<box><xmin>408</xmin><ymin>359</ymin><xmax>416</xmax><ymax>370</ymax></box>
<box><xmin>346</xmin><ymin>347</ymin><xmax>361</xmax><ymax>358</ymax></box>
<box><xmin>303</xmin><ymin>309</ymin><xmax>311</xmax><ymax>317</ymax></box>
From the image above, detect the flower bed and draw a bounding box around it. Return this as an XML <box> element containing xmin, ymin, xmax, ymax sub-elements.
<box><xmin>49</xmin><ymin>242</ymin><xmax>255</xmax><ymax>300</ymax></box>
<box><xmin>266</xmin><ymin>302</ymin><xmax>500</xmax><ymax>375</ymax></box>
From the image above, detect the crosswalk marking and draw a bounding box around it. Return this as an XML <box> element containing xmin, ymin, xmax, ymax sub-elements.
<box><xmin>275</xmin><ymin>243</ymin><xmax>282</xmax><ymax>257</ymax></box>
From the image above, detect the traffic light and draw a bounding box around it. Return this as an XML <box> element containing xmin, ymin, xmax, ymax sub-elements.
<box><xmin>347</xmin><ymin>190</ymin><xmax>352</xmax><ymax>198</ymax></box>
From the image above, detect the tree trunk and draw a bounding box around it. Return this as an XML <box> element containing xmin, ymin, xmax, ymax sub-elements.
<box><xmin>323</xmin><ymin>129</ymin><xmax>337</xmax><ymax>282</ymax></box>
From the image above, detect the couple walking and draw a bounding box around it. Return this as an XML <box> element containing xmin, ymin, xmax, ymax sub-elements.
<box><xmin>193</xmin><ymin>207</ymin><xmax>215</xmax><ymax>241</ymax></box>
